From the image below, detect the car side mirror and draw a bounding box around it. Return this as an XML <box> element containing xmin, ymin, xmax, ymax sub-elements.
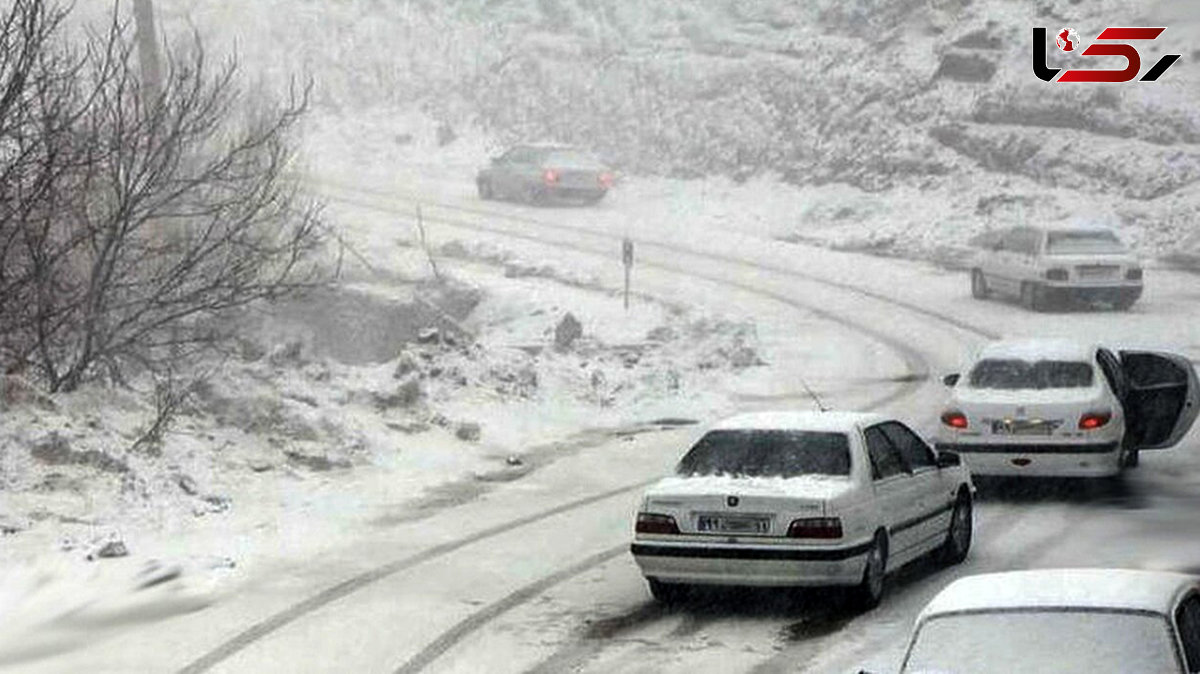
<box><xmin>943</xmin><ymin>373</ymin><xmax>960</xmax><ymax>387</ymax></box>
<box><xmin>937</xmin><ymin>450</ymin><xmax>961</xmax><ymax>469</ymax></box>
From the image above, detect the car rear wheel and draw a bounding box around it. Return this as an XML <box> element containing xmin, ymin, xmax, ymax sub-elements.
<box><xmin>1020</xmin><ymin>282</ymin><xmax>1045</xmax><ymax>312</ymax></box>
<box><xmin>938</xmin><ymin>493</ymin><xmax>973</xmax><ymax>565</ymax></box>
<box><xmin>1121</xmin><ymin>447</ymin><xmax>1140</xmax><ymax>469</ymax></box>
<box><xmin>970</xmin><ymin>269</ymin><xmax>990</xmax><ymax>300</ymax></box>
<box><xmin>647</xmin><ymin>578</ymin><xmax>689</xmax><ymax>605</ymax></box>
<box><xmin>524</xmin><ymin>185</ymin><xmax>547</xmax><ymax>206</ymax></box>
<box><xmin>848</xmin><ymin>532</ymin><xmax>887</xmax><ymax>611</ymax></box>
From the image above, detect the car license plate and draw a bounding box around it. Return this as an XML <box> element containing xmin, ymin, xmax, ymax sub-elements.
<box><xmin>696</xmin><ymin>515</ymin><xmax>770</xmax><ymax>534</ymax></box>
<box><xmin>990</xmin><ymin>419</ymin><xmax>1060</xmax><ymax>435</ymax></box>
<box><xmin>1077</xmin><ymin>265</ymin><xmax>1118</xmax><ymax>279</ymax></box>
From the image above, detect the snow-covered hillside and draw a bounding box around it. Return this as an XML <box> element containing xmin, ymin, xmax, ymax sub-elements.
<box><xmin>94</xmin><ymin>0</ymin><xmax>1200</xmax><ymax>263</ymax></box>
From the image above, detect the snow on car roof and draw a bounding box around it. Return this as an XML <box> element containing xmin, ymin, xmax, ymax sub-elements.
<box><xmin>709</xmin><ymin>410</ymin><xmax>888</xmax><ymax>433</ymax></box>
<box><xmin>919</xmin><ymin>569</ymin><xmax>1198</xmax><ymax>619</ymax></box>
<box><xmin>975</xmin><ymin>338</ymin><xmax>1097</xmax><ymax>362</ymax></box>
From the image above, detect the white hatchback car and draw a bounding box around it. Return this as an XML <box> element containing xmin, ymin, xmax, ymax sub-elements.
<box><xmin>936</xmin><ymin>339</ymin><xmax>1200</xmax><ymax>478</ymax></box>
<box><xmin>630</xmin><ymin>411</ymin><xmax>974</xmax><ymax>609</ymax></box>
<box><xmin>879</xmin><ymin>569</ymin><xmax>1200</xmax><ymax>674</ymax></box>
<box><xmin>969</xmin><ymin>225</ymin><xmax>1143</xmax><ymax>311</ymax></box>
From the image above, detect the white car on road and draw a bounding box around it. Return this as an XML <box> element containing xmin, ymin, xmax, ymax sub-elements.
<box><xmin>969</xmin><ymin>224</ymin><xmax>1143</xmax><ymax>311</ymax></box>
<box><xmin>881</xmin><ymin>568</ymin><xmax>1200</xmax><ymax>674</ymax></box>
<box><xmin>936</xmin><ymin>339</ymin><xmax>1200</xmax><ymax>478</ymax></box>
<box><xmin>630</xmin><ymin>411</ymin><xmax>974</xmax><ymax>610</ymax></box>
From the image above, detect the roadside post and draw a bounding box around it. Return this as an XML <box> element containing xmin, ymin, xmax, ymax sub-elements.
<box><xmin>622</xmin><ymin>238</ymin><xmax>634</xmax><ymax>311</ymax></box>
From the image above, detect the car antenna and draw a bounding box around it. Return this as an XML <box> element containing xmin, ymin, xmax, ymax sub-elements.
<box><xmin>799</xmin><ymin>377</ymin><xmax>829</xmax><ymax>412</ymax></box>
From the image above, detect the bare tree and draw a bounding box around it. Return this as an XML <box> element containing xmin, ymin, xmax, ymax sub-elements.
<box><xmin>0</xmin><ymin>2</ymin><xmax>327</xmax><ymax>391</ymax></box>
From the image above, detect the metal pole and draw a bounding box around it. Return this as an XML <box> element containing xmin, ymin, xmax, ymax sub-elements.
<box><xmin>624</xmin><ymin>265</ymin><xmax>630</xmax><ymax>311</ymax></box>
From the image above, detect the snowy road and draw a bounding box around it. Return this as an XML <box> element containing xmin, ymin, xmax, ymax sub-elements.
<box><xmin>22</xmin><ymin>181</ymin><xmax>1200</xmax><ymax>674</ymax></box>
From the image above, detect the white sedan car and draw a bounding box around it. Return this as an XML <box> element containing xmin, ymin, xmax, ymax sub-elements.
<box><xmin>630</xmin><ymin>411</ymin><xmax>974</xmax><ymax>610</ymax></box>
<box><xmin>878</xmin><ymin>569</ymin><xmax>1200</xmax><ymax>674</ymax></box>
<box><xmin>936</xmin><ymin>339</ymin><xmax>1200</xmax><ymax>478</ymax></box>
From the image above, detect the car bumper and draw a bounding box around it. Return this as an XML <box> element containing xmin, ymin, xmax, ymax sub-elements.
<box><xmin>1042</xmin><ymin>283</ymin><xmax>1142</xmax><ymax>303</ymax></box>
<box><xmin>547</xmin><ymin>186</ymin><xmax>607</xmax><ymax>200</ymax></box>
<box><xmin>936</xmin><ymin>442</ymin><xmax>1122</xmax><ymax>477</ymax></box>
<box><xmin>630</xmin><ymin>540</ymin><xmax>871</xmax><ymax>587</ymax></box>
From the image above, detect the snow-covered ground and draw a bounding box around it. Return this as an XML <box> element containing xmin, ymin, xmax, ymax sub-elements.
<box><xmin>8</xmin><ymin>1</ymin><xmax>1200</xmax><ymax>672</ymax></box>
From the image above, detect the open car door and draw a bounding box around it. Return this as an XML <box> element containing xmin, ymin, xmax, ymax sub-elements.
<box><xmin>1120</xmin><ymin>350</ymin><xmax>1200</xmax><ymax>450</ymax></box>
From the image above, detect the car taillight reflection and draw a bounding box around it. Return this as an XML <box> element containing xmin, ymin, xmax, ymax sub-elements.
<box><xmin>636</xmin><ymin>512</ymin><xmax>680</xmax><ymax>535</ymax></box>
<box><xmin>941</xmin><ymin>410</ymin><xmax>969</xmax><ymax>429</ymax></box>
<box><xmin>787</xmin><ymin>517</ymin><xmax>843</xmax><ymax>539</ymax></box>
<box><xmin>543</xmin><ymin>169</ymin><xmax>560</xmax><ymax>184</ymax></box>
<box><xmin>1079</xmin><ymin>411</ymin><xmax>1112</xmax><ymax>430</ymax></box>
<box><xmin>599</xmin><ymin>172</ymin><xmax>614</xmax><ymax>188</ymax></box>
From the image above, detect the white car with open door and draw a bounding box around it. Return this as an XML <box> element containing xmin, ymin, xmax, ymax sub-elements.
<box><xmin>858</xmin><ymin>568</ymin><xmax>1200</xmax><ymax>674</ymax></box>
<box><xmin>935</xmin><ymin>338</ymin><xmax>1200</xmax><ymax>478</ymax></box>
<box><xmin>630</xmin><ymin>411</ymin><xmax>974</xmax><ymax>610</ymax></box>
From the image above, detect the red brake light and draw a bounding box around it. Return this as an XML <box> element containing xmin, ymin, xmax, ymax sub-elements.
<box><xmin>941</xmin><ymin>410</ymin><xmax>969</xmax><ymax>429</ymax></box>
<box><xmin>787</xmin><ymin>517</ymin><xmax>843</xmax><ymax>539</ymax></box>
<box><xmin>599</xmin><ymin>172</ymin><xmax>614</xmax><ymax>187</ymax></box>
<box><xmin>636</xmin><ymin>512</ymin><xmax>680</xmax><ymax>535</ymax></box>
<box><xmin>543</xmin><ymin>169</ymin><xmax>559</xmax><ymax>184</ymax></box>
<box><xmin>1079</xmin><ymin>411</ymin><xmax>1112</xmax><ymax>430</ymax></box>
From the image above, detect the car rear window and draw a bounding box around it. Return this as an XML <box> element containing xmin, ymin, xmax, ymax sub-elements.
<box><xmin>675</xmin><ymin>430</ymin><xmax>851</xmax><ymax>478</ymax></box>
<box><xmin>968</xmin><ymin>359</ymin><xmax>1094</xmax><ymax>389</ymax></box>
<box><xmin>542</xmin><ymin>150</ymin><xmax>605</xmax><ymax>169</ymax></box>
<box><xmin>1046</xmin><ymin>230</ymin><xmax>1128</xmax><ymax>255</ymax></box>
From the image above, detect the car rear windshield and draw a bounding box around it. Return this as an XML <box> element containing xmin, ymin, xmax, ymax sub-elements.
<box><xmin>901</xmin><ymin>610</ymin><xmax>1177</xmax><ymax>674</ymax></box>
<box><xmin>968</xmin><ymin>359</ymin><xmax>1094</xmax><ymax>389</ymax></box>
<box><xmin>1045</xmin><ymin>230</ymin><xmax>1128</xmax><ymax>255</ymax></box>
<box><xmin>541</xmin><ymin>150</ymin><xmax>605</xmax><ymax>169</ymax></box>
<box><xmin>675</xmin><ymin>430</ymin><xmax>851</xmax><ymax>478</ymax></box>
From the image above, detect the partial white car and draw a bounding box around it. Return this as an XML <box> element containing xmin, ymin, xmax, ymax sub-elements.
<box><xmin>969</xmin><ymin>224</ymin><xmax>1143</xmax><ymax>311</ymax></box>
<box><xmin>630</xmin><ymin>411</ymin><xmax>974</xmax><ymax>610</ymax></box>
<box><xmin>936</xmin><ymin>338</ymin><xmax>1200</xmax><ymax>478</ymax></box>
<box><xmin>863</xmin><ymin>568</ymin><xmax>1200</xmax><ymax>674</ymax></box>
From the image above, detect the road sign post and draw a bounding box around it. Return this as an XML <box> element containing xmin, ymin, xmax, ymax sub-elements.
<box><xmin>622</xmin><ymin>238</ymin><xmax>634</xmax><ymax>311</ymax></box>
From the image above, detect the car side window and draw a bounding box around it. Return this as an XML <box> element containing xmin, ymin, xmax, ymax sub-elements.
<box><xmin>1175</xmin><ymin>593</ymin><xmax>1200</xmax><ymax>672</ymax></box>
<box><xmin>1096</xmin><ymin>348</ymin><xmax>1128</xmax><ymax>401</ymax></box>
<box><xmin>1000</xmin><ymin>229</ymin><xmax>1022</xmax><ymax>253</ymax></box>
<box><xmin>863</xmin><ymin>426</ymin><xmax>907</xmax><ymax>480</ymax></box>
<box><xmin>1007</xmin><ymin>228</ymin><xmax>1039</xmax><ymax>256</ymax></box>
<box><xmin>505</xmin><ymin>147</ymin><xmax>533</xmax><ymax>164</ymax></box>
<box><xmin>880</xmin><ymin>422</ymin><xmax>935</xmax><ymax>470</ymax></box>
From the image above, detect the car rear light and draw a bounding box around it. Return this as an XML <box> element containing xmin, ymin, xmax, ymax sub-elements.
<box><xmin>1126</xmin><ymin>268</ymin><xmax>1143</xmax><ymax>280</ymax></box>
<box><xmin>599</xmin><ymin>172</ymin><xmax>614</xmax><ymax>187</ymax></box>
<box><xmin>635</xmin><ymin>512</ymin><xmax>680</xmax><ymax>535</ymax></box>
<box><xmin>1045</xmin><ymin>268</ymin><xmax>1069</xmax><ymax>281</ymax></box>
<box><xmin>787</xmin><ymin>517</ymin><xmax>843</xmax><ymax>539</ymax></box>
<box><xmin>941</xmin><ymin>410</ymin><xmax>969</xmax><ymax>429</ymax></box>
<box><xmin>1079</xmin><ymin>411</ymin><xmax>1112</xmax><ymax>430</ymax></box>
<box><xmin>543</xmin><ymin>169</ymin><xmax>559</xmax><ymax>184</ymax></box>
